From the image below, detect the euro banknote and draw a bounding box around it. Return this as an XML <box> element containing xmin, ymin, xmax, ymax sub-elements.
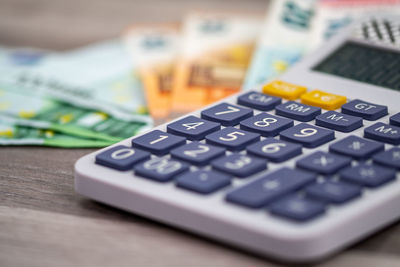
<box><xmin>0</xmin><ymin>40</ymin><xmax>152</xmax><ymax>124</ymax></box>
<box><xmin>308</xmin><ymin>0</ymin><xmax>400</xmax><ymax>52</ymax></box>
<box><xmin>0</xmin><ymin>84</ymin><xmax>150</xmax><ymax>142</ymax></box>
<box><xmin>0</xmin><ymin>120</ymin><xmax>114</xmax><ymax>148</ymax></box>
<box><xmin>124</xmin><ymin>24</ymin><xmax>180</xmax><ymax>122</ymax></box>
<box><xmin>243</xmin><ymin>0</ymin><xmax>316</xmax><ymax>90</ymax></box>
<box><xmin>171</xmin><ymin>12</ymin><xmax>263</xmax><ymax>114</ymax></box>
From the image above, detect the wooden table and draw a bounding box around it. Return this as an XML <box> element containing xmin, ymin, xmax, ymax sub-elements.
<box><xmin>1</xmin><ymin>0</ymin><xmax>399</xmax><ymax>266</ymax></box>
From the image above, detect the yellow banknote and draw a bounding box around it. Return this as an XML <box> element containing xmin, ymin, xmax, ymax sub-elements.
<box><xmin>124</xmin><ymin>24</ymin><xmax>180</xmax><ymax>121</ymax></box>
<box><xmin>172</xmin><ymin>12</ymin><xmax>263</xmax><ymax>114</ymax></box>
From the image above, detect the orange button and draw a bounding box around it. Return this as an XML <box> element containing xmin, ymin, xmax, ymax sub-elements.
<box><xmin>262</xmin><ymin>80</ymin><xmax>307</xmax><ymax>100</ymax></box>
<box><xmin>301</xmin><ymin>90</ymin><xmax>347</xmax><ymax>110</ymax></box>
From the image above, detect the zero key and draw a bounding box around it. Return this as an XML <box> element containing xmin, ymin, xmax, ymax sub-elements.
<box><xmin>341</xmin><ymin>99</ymin><xmax>388</xmax><ymax>120</ymax></box>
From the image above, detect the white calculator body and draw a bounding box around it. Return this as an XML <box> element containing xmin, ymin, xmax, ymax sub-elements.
<box><xmin>75</xmin><ymin>17</ymin><xmax>400</xmax><ymax>262</ymax></box>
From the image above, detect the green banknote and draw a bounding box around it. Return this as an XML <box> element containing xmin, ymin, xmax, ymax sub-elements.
<box><xmin>0</xmin><ymin>40</ymin><xmax>152</xmax><ymax>124</ymax></box>
<box><xmin>0</xmin><ymin>84</ymin><xmax>150</xmax><ymax>142</ymax></box>
<box><xmin>0</xmin><ymin>120</ymin><xmax>114</xmax><ymax>148</ymax></box>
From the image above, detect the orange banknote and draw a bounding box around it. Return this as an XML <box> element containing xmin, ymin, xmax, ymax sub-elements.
<box><xmin>171</xmin><ymin>12</ymin><xmax>263</xmax><ymax>115</ymax></box>
<box><xmin>124</xmin><ymin>24</ymin><xmax>180</xmax><ymax>121</ymax></box>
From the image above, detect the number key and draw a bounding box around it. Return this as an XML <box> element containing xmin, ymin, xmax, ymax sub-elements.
<box><xmin>95</xmin><ymin>145</ymin><xmax>150</xmax><ymax>170</ymax></box>
<box><xmin>171</xmin><ymin>142</ymin><xmax>225</xmax><ymax>166</ymax></box>
<box><xmin>206</xmin><ymin>127</ymin><xmax>260</xmax><ymax>151</ymax></box>
<box><xmin>240</xmin><ymin>113</ymin><xmax>293</xmax><ymax>137</ymax></box>
<box><xmin>134</xmin><ymin>157</ymin><xmax>189</xmax><ymax>182</ymax></box>
<box><xmin>247</xmin><ymin>138</ymin><xmax>302</xmax><ymax>162</ymax></box>
<box><xmin>280</xmin><ymin>123</ymin><xmax>334</xmax><ymax>148</ymax></box>
<box><xmin>132</xmin><ymin>130</ymin><xmax>186</xmax><ymax>155</ymax></box>
<box><xmin>211</xmin><ymin>153</ymin><xmax>267</xmax><ymax>177</ymax></box>
<box><xmin>201</xmin><ymin>102</ymin><xmax>253</xmax><ymax>126</ymax></box>
<box><xmin>167</xmin><ymin>115</ymin><xmax>220</xmax><ymax>140</ymax></box>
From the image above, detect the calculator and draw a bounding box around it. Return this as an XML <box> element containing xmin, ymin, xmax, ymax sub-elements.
<box><xmin>75</xmin><ymin>17</ymin><xmax>400</xmax><ymax>262</ymax></box>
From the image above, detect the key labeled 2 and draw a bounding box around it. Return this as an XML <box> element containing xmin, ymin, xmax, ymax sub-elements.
<box><xmin>206</xmin><ymin>127</ymin><xmax>260</xmax><ymax>151</ymax></box>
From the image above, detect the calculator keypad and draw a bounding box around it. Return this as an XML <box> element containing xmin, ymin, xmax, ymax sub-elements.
<box><xmin>94</xmin><ymin>80</ymin><xmax>399</xmax><ymax>223</ymax></box>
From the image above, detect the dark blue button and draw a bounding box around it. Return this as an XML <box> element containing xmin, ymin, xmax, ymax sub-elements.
<box><xmin>340</xmin><ymin>163</ymin><xmax>396</xmax><ymax>188</ymax></box>
<box><xmin>95</xmin><ymin>145</ymin><xmax>150</xmax><ymax>171</ymax></box>
<box><xmin>134</xmin><ymin>157</ymin><xmax>189</xmax><ymax>182</ymax></box>
<box><xmin>205</xmin><ymin>127</ymin><xmax>260</xmax><ymax>151</ymax></box>
<box><xmin>280</xmin><ymin>123</ymin><xmax>335</xmax><ymax>148</ymax></box>
<box><xmin>176</xmin><ymin>170</ymin><xmax>231</xmax><ymax>194</ymax></box>
<box><xmin>296</xmin><ymin>151</ymin><xmax>351</xmax><ymax>175</ymax></box>
<box><xmin>240</xmin><ymin>113</ymin><xmax>293</xmax><ymax>137</ymax></box>
<box><xmin>329</xmin><ymin>135</ymin><xmax>384</xmax><ymax>160</ymax></box>
<box><xmin>132</xmin><ymin>130</ymin><xmax>186</xmax><ymax>156</ymax></box>
<box><xmin>373</xmin><ymin>147</ymin><xmax>400</xmax><ymax>169</ymax></box>
<box><xmin>315</xmin><ymin>111</ymin><xmax>363</xmax><ymax>132</ymax></box>
<box><xmin>341</xmin><ymin>99</ymin><xmax>388</xmax><ymax>120</ymax></box>
<box><xmin>171</xmin><ymin>142</ymin><xmax>225</xmax><ymax>166</ymax></box>
<box><xmin>247</xmin><ymin>138</ymin><xmax>302</xmax><ymax>162</ymax></box>
<box><xmin>305</xmin><ymin>181</ymin><xmax>362</xmax><ymax>204</ymax></box>
<box><xmin>225</xmin><ymin>168</ymin><xmax>316</xmax><ymax>208</ymax></box>
<box><xmin>201</xmin><ymin>102</ymin><xmax>253</xmax><ymax>126</ymax></box>
<box><xmin>167</xmin><ymin>115</ymin><xmax>220</xmax><ymax>140</ymax></box>
<box><xmin>211</xmin><ymin>153</ymin><xmax>267</xmax><ymax>178</ymax></box>
<box><xmin>237</xmin><ymin>91</ymin><xmax>281</xmax><ymax>111</ymax></box>
<box><xmin>390</xmin><ymin>112</ymin><xmax>400</xmax><ymax>126</ymax></box>
<box><xmin>364</xmin><ymin>122</ymin><xmax>400</xmax><ymax>145</ymax></box>
<box><xmin>269</xmin><ymin>195</ymin><xmax>325</xmax><ymax>222</ymax></box>
<box><xmin>275</xmin><ymin>101</ymin><xmax>321</xmax><ymax>122</ymax></box>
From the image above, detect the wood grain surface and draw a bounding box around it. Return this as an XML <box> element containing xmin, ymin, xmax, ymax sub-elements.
<box><xmin>1</xmin><ymin>1</ymin><xmax>399</xmax><ymax>266</ymax></box>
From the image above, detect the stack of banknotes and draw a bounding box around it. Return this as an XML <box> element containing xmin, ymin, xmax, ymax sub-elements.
<box><xmin>1</xmin><ymin>0</ymin><xmax>399</xmax><ymax>148</ymax></box>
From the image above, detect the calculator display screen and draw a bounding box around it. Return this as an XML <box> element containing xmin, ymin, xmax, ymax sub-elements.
<box><xmin>313</xmin><ymin>42</ymin><xmax>400</xmax><ymax>91</ymax></box>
